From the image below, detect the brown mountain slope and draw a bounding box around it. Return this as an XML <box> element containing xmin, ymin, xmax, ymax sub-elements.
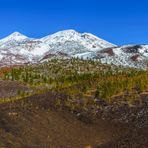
<box><xmin>0</xmin><ymin>93</ymin><xmax>129</xmax><ymax>148</ymax></box>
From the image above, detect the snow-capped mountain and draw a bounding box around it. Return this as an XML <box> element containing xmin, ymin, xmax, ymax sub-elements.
<box><xmin>41</xmin><ymin>30</ymin><xmax>115</xmax><ymax>53</ymax></box>
<box><xmin>0</xmin><ymin>30</ymin><xmax>115</xmax><ymax>66</ymax></box>
<box><xmin>0</xmin><ymin>29</ymin><xmax>148</xmax><ymax>69</ymax></box>
<box><xmin>0</xmin><ymin>32</ymin><xmax>51</xmax><ymax>66</ymax></box>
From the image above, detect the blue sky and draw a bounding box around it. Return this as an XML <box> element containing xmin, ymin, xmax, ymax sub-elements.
<box><xmin>0</xmin><ymin>0</ymin><xmax>148</xmax><ymax>45</ymax></box>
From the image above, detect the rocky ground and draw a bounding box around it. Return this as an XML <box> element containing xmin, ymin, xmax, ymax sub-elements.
<box><xmin>0</xmin><ymin>80</ymin><xmax>31</xmax><ymax>98</ymax></box>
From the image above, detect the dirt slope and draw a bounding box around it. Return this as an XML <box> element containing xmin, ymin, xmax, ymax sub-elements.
<box><xmin>0</xmin><ymin>94</ymin><xmax>130</xmax><ymax>148</ymax></box>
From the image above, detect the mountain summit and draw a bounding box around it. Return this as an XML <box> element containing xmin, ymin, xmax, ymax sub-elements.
<box><xmin>41</xmin><ymin>30</ymin><xmax>115</xmax><ymax>52</ymax></box>
<box><xmin>0</xmin><ymin>32</ymin><xmax>28</xmax><ymax>44</ymax></box>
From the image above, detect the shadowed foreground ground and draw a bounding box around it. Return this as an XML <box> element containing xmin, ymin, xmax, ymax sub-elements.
<box><xmin>0</xmin><ymin>94</ymin><xmax>147</xmax><ymax>148</ymax></box>
<box><xmin>0</xmin><ymin>103</ymin><xmax>128</xmax><ymax>148</ymax></box>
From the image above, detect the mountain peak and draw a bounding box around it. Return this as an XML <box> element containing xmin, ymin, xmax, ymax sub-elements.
<box><xmin>10</xmin><ymin>31</ymin><xmax>24</xmax><ymax>36</ymax></box>
<box><xmin>8</xmin><ymin>31</ymin><xmax>28</xmax><ymax>39</ymax></box>
<box><xmin>0</xmin><ymin>32</ymin><xmax>28</xmax><ymax>44</ymax></box>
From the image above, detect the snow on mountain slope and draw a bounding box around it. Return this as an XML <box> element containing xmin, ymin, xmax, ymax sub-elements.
<box><xmin>41</xmin><ymin>30</ymin><xmax>116</xmax><ymax>54</ymax></box>
<box><xmin>0</xmin><ymin>32</ymin><xmax>28</xmax><ymax>47</ymax></box>
<box><xmin>0</xmin><ymin>30</ymin><xmax>148</xmax><ymax>69</ymax></box>
<box><xmin>95</xmin><ymin>45</ymin><xmax>148</xmax><ymax>69</ymax></box>
<box><xmin>0</xmin><ymin>32</ymin><xmax>51</xmax><ymax>66</ymax></box>
<box><xmin>0</xmin><ymin>32</ymin><xmax>27</xmax><ymax>42</ymax></box>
